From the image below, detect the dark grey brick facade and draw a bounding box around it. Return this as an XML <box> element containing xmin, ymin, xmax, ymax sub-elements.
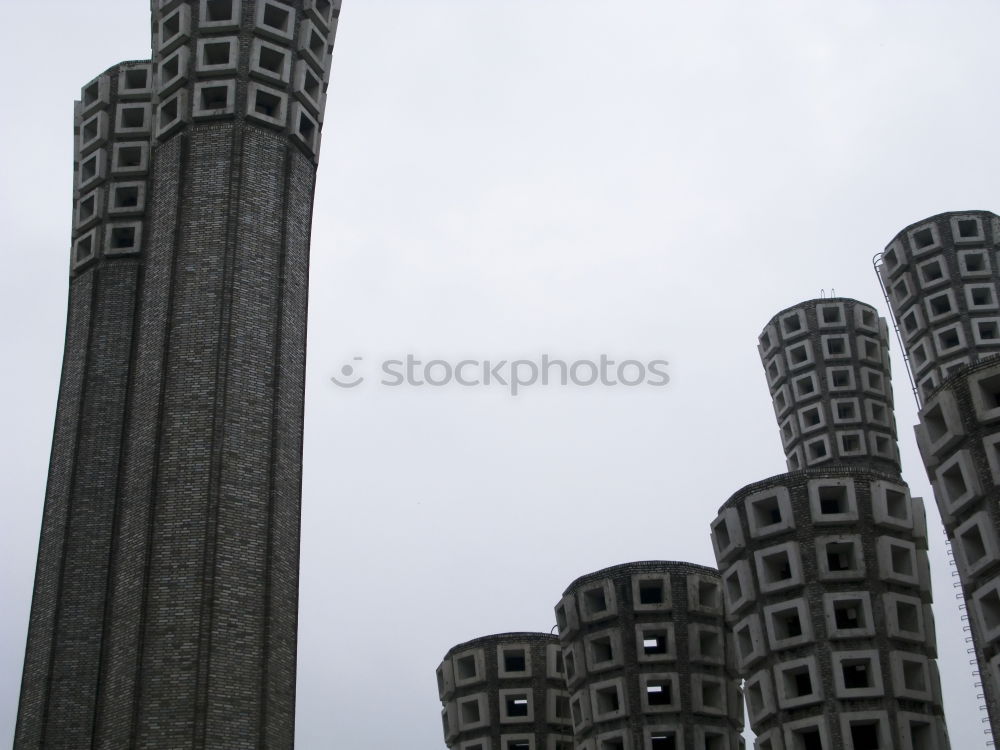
<box><xmin>15</xmin><ymin>2</ymin><xmax>340</xmax><ymax>748</ymax></box>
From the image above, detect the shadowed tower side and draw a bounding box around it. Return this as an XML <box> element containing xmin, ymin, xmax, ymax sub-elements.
<box><xmin>15</xmin><ymin>2</ymin><xmax>341</xmax><ymax>748</ymax></box>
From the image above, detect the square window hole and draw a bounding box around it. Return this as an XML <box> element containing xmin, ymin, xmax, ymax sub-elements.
<box><xmin>506</xmin><ymin>695</ymin><xmax>529</xmax><ymax>717</ymax></box>
<box><xmin>263</xmin><ymin>2</ymin><xmax>291</xmax><ymax>31</ymax></box>
<box><xmin>834</xmin><ymin>599</ymin><xmax>867</xmax><ymax>631</ymax></box>
<box><xmin>121</xmin><ymin>106</ymin><xmax>147</xmax><ymax>129</ymax></box>
<box><xmin>818</xmin><ymin>485</ymin><xmax>848</xmax><ymax>515</ymax></box>
<box><xmin>791</xmin><ymin>728</ymin><xmax>824</xmax><ymax>750</ymax></box>
<box><xmin>646</xmin><ymin>679</ymin><xmax>673</xmax><ymax>706</ymax></box>
<box><xmin>202</xmin><ymin>40</ymin><xmax>232</xmax><ymax>66</ymax></box>
<box><xmin>112</xmin><ymin>185</ymin><xmax>140</xmax><ymax>209</ymax></box>
<box><xmin>977</xmin><ymin>320</ymin><xmax>1000</xmax><ymax>341</ymax></box>
<box><xmin>594</xmin><ymin>685</ymin><xmax>620</xmax><ymax>715</ymax></box>
<box><xmin>199</xmin><ymin>84</ymin><xmax>231</xmax><ymax>111</ymax></box>
<box><xmin>455</xmin><ymin>654</ymin><xmax>478</xmax><ymax>681</ymax></box>
<box><xmin>583</xmin><ymin>587</ymin><xmax>608</xmax><ymax>616</ymax></box>
<box><xmin>650</xmin><ymin>734</ymin><xmax>676</xmax><ymax>750</ymax></box>
<box><xmin>639</xmin><ymin>579</ymin><xmax>666</xmax><ymax>605</ymax></box>
<box><xmin>913</xmin><ymin>227</ymin><xmax>935</xmax><ymax>248</ymax></box>
<box><xmin>255</xmin><ymin>89</ymin><xmax>283</xmax><ymax>117</ymax></box>
<box><xmin>849</xmin><ymin>722</ymin><xmax>880</xmax><ymax>750</ymax></box>
<box><xmin>895</xmin><ymin>599</ymin><xmax>920</xmax><ymax>634</ymax></box>
<box><xmin>205</xmin><ymin>0</ymin><xmax>235</xmax><ymax>21</ymax></box>
<box><xmin>258</xmin><ymin>45</ymin><xmax>288</xmax><ymax>75</ymax></box>
<box><xmin>958</xmin><ymin>218</ymin><xmax>981</xmax><ymax>237</ymax></box>
<box><xmin>826</xmin><ymin>540</ymin><xmax>859</xmax><ymax>572</ymax></box>
<box><xmin>504</xmin><ymin>649</ymin><xmax>527</xmax><ymax>673</ymax></box>
<box><xmin>841</xmin><ymin>659</ymin><xmax>873</xmax><ymax>689</ymax></box>
<box><xmin>589</xmin><ymin>635</ymin><xmax>614</xmax><ymax>664</ymax></box>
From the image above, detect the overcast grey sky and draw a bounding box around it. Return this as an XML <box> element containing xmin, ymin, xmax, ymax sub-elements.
<box><xmin>2</xmin><ymin>1</ymin><xmax>1000</xmax><ymax>747</ymax></box>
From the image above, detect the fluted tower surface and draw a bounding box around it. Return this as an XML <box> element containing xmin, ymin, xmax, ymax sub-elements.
<box><xmin>554</xmin><ymin>561</ymin><xmax>743</xmax><ymax>750</ymax></box>
<box><xmin>436</xmin><ymin>632</ymin><xmax>573</xmax><ymax>750</ymax></box>
<box><xmin>757</xmin><ymin>298</ymin><xmax>899</xmax><ymax>474</ymax></box>
<box><xmin>15</xmin><ymin>2</ymin><xmax>341</xmax><ymax>748</ymax></box>
<box><xmin>876</xmin><ymin>210</ymin><xmax>1000</xmax><ymax>404</ymax></box>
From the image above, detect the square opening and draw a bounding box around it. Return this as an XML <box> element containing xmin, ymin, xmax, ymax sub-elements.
<box><xmin>74</xmin><ymin>233</ymin><xmax>95</xmax><ymax>265</ymax></box>
<box><xmin>961</xmin><ymin>249</ymin><xmax>989</xmax><ymax>274</ymax></box>
<box><xmin>459</xmin><ymin>698</ymin><xmax>481</xmax><ymax>724</ymax></box>
<box><xmin>159</xmin><ymin>96</ymin><xmax>180</xmax><ymax>129</ymax></box>
<box><xmin>696</xmin><ymin>627</ymin><xmax>722</xmax><ymax>661</ymax></box>
<box><xmin>820</xmin><ymin>305</ymin><xmax>843</xmax><ymax>324</ymax></box>
<box><xmin>589</xmin><ymin>635</ymin><xmax>615</xmax><ymax>664</ymax></box>
<box><xmin>919</xmin><ymin>258</ymin><xmax>945</xmax><ymax>283</ymax></box>
<box><xmin>262</xmin><ymin>2</ymin><xmax>291</xmax><ymax>32</ymax></box>
<box><xmin>969</xmin><ymin>285</ymin><xmax>997</xmax><ymax>309</ymax></box>
<box><xmin>859</xmin><ymin>307</ymin><xmax>877</xmax><ymax>328</ymax></box>
<box><xmin>940</xmin><ymin>461</ymin><xmax>969</xmax><ymax>505</ymax></box>
<box><xmin>793</xmin><ymin>373</ymin><xmax>817</xmax><ymax>398</ymax></box>
<box><xmin>824</xmin><ymin>336</ymin><xmax>847</xmax><ymax>356</ymax></box>
<box><xmin>554</xmin><ymin>603</ymin><xmax>568</xmax><ymax>631</ymax></box>
<box><xmin>839</xmin><ymin>432</ymin><xmax>862</xmax><ymax>453</ymax></box>
<box><xmin>799</xmin><ymin>405</ymin><xmax>823</xmax><ymax>429</ymax></box>
<box><xmin>713</xmin><ymin>517</ymin><xmax>732</xmax><ymax>550</ymax></box>
<box><xmin>82</xmin><ymin>79</ymin><xmax>102</xmax><ymax>109</ymax></box>
<box><xmin>594</xmin><ymin>684</ymin><xmax>621</xmax><ymax>715</ymax></box>
<box><xmin>835</xmin><ymin>400</ymin><xmax>858</xmax><ymax>421</ymax></box>
<box><xmin>902</xmin><ymin>308</ymin><xmax>922</xmax><ymax>335</ymax></box>
<box><xmin>114</xmin><ymin>143</ymin><xmax>145</xmax><ymax>171</ymax></box>
<box><xmin>162</xmin><ymin>10</ymin><xmax>182</xmax><ymax>44</ymax></box>
<box><xmin>888</xmin><ymin>543</ymin><xmax>915</xmax><ymax>577</ymax></box>
<box><xmin>848</xmin><ymin>722</ymin><xmax>880</xmax><ymax>750</ymax></box>
<box><xmin>868</xmin><ymin>401</ymin><xmax>888</xmax><ymax>425</ymax></box>
<box><xmin>700</xmin><ymin>679</ymin><xmax>724</xmax><ymax>711</ymax></box>
<box><xmin>884</xmin><ymin>489</ymin><xmax>908</xmax><ymax>520</ymax></box>
<box><xmin>979</xmin><ymin>587</ymin><xmax>1000</xmax><ymax>631</ymax></box>
<box><xmin>959</xmin><ymin>523</ymin><xmax>988</xmax><ymax>567</ymax></box>
<box><xmin>202</xmin><ymin>40</ymin><xmax>233</xmax><ymax>67</ymax></box>
<box><xmin>199</xmin><ymin>84</ymin><xmax>231</xmax><ymax>111</ymax></box>
<box><xmin>818</xmin><ymin>485</ymin><xmax>848</xmax><ymax>515</ymax></box>
<box><xmin>833</xmin><ymin>598</ymin><xmax>867</xmax><ymax>632</ymax></box>
<box><xmin>908</xmin><ymin>720</ymin><xmax>934</xmax><ymax>750</ymax></box>
<box><xmin>759</xmin><ymin>549</ymin><xmax>794</xmax><ymax>584</ymax></box>
<box><xmin>79</xmin><ymin>153</ymin><xmax>101</xmax><ymax>184</ymax></box>
<box><xmin>841</xmin><ymin>659</ymin><xmax>874</xmax><ymax>689</ymax></box>
<box><xmin>806</xmin><ymin>438</ymin><xmax>828</xmax><ymax>461</ymax></box>
<box><xmin>307</xmin><ymin>26</ymin><xmax>327</xmax><ymax>59</ymax></box>
<box><xmin>639</xmin><ymin>580</ymin><xmax>666</xmax><ymax>605</ymax></box>
<box><xmin>455</xmin><ymin>654</ymin><xmax>478</xmax><ymax>681</ymax></box>
<box><xmin>582</xmin><ymin>586</ymin><xmax>608</xmax><ymax>616</ymax></box>
<box><xmin>650</xmin><ymin>733</ymin><xmax>677</xmax><ymax>750</ymax></box>
<box><xmin>111</xmin><ymin>184</ymin><xmax>141</xmax><ymax>210</ymax></box>
<box><xmin>782</xmin><ymin>312</ymin><xmax>804</xmax><ymax>335</ymax></box>
<box><xmin>788</xmin><ymin>342</ymin><xmax>811</xmax><ymax>366</ymax></box>
<box><xmin>770</xmin><ymin>605</ymin><xmax>803</xmax><ymax>640</ymax></box>
<box><xmin>828</xmin><ymin>367</ymin><xmax>853</xmax><ymax>389</ymax></box>
<box><xmin>894</xmin><ymin>598</ymin><xmax>920</xmax><ymax>634</ymax></box>
<box><xmin>902</xmin><ymin>658</ymin><xmax>928</xmax><ymax>693</ymax></box>
<box><xmin>205</xmin><ymin>0</ymin><xmax>235</xmax><ymax>21</ymax></box>
<box><xmin>735</xmin><ymin>619</ymin><xmax>758</xmax><ymax>662</ymax></box>
<box><xmin>505</xmin><ymin>694</ymin><xmax>529</xmax><ymax>717</ymax></box>
<box><xmin>750</xmin><ymin>494</ymin><xmax>783</xmax><ymax>528</ymax></box>
<box><xmin>504</xmin><ymin>649</ymin><xmax>527</xmax><ymax>673</ymax></box>
<box><xmin>935</xmin><ymin>325</ymin><xmax>963</xmax><ymax>353</ymax></box>
<box><xmin>976</xmin><ymin>319</ymin><xmax>1000</xmax><ymax>342</ymax></box>
<box><xmin>892</xmin><ymin>277</ymin><xmax>911</xmax><ymax>304</ymax></box>
<box><xmin>825</xmin><ymin>540</ymin><xmax>860</xmax><ymax>573</ymax></box>
<box><xmin>927</xmin><ymin>292</ymin><xmax>953</xmax><ymax>317</ymax></box>
<box><xmin>300</xmin><ymin>65</ymin><xmax>323</xmax><ymax>102</ymax></box>
<box><xmin>77</xmin><ymin>192</ymin><xmax>98</xmax><ymax>222</ymax></box>
<box><xmin>646</xmin><ymin>679</ymin><xmax>673</xmax><ymax>706</ymax></box>
<box><xmin>120</xmin><ymin>105</ymin><xmax>147</xmax><ymax>130</ymax></box>
<box><xmin>697</xmin><ymin>579</ymin><xmax>720</xmax><ymax>611</ymax></box>
<box><xmin>255</xmin><ymin>88</ymin><xmax>283</xmax><ymax>118</ymax></box>
<box><xmin>297</xmin><ymin>110</ymin><xmax>317</xmax><ymax>142</ymax></box>
<box><xmin>564</xmin><ymin>650</ymin><xmax>576</xmax><ymax>681</ymax></box>
<box><xmin>783</xmin><ymin>665</ymin><xmax>814</xmax><ymax>698</ymax></box>
<box><xmin>258</xmin><ymin>44</ymin><xmax>289</xmax><ymax>75</ymax></box>
<box><xmin>123</xmin><ymin>67</ymin><xmax>150</xmax><ymax>91</ymax></box>
<box><xmin>913</xmin><ymin>227</ymin><xmax>935</xmax><ymax>249</ymax></box>
<box><xmin>958</xmin><ymin>218</ymin><xmax>981</xmax><ymax>238</ymax></box>
<box><xmin>790</xmin><ymin>727</ymin><xmax>824</xmax><ymax>750</ymax></box>
<box><xmin>641</xmin><ymin>631</ymin><xmax>668</xmax><ymax>657</ymax></box>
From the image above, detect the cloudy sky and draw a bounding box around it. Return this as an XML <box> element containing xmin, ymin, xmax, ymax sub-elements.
<box><xmin>2</xmin><ymin>1</ymin><xmax>999</xmax><ymax>747</ymax></box>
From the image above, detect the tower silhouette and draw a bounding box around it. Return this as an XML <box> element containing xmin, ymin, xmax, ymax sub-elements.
<box><xmin>15</xmin><ymin>2</ymin><xmax>340</xmax><ymax>748</ymax></box>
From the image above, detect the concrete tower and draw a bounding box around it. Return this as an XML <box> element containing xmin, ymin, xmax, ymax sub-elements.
<box><xmin>436</xmin><ymin>633</ymin><xmax>573</xmax><ymax>750</ymax></box>
<box><xmin>710</xmin><ymin>299</ymin><xmax>950</xmax><ymax>750</ymax></box>
<box><xmin>15</xmin><ymin>2</ymin><xmax>340</xmax><ymax>748</ymax></box>
<box><xmin>876</xmin><ymin>211</ymin><xmax>1000</xmax><ymax>745</ymax></box>
<box><xmin>554</xmin><ymin>562</ymin><xmax>744</xmax><ymax>750</ymax></box>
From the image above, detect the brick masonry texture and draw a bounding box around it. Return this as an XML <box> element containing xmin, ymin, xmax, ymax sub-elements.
<box><xmin>14</xmin><ymin>2</ymin><xmax>340</xmax><ymax>748</ymax></box>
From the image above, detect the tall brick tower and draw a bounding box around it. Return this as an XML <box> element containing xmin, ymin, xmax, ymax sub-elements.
<box><xmin>14</xmin><ymin>2</ymin><xmax>340</xmax><ymax>748</ymax></box>
<box><xmin>876</xmin><ymin>211</ymin><xmax>1000</xmax><ymax>746</ymax></box>
<box><xmin>710</xmin><ymin>299</ymin><xmax>951</xmax><ymax>749</ymax></box>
